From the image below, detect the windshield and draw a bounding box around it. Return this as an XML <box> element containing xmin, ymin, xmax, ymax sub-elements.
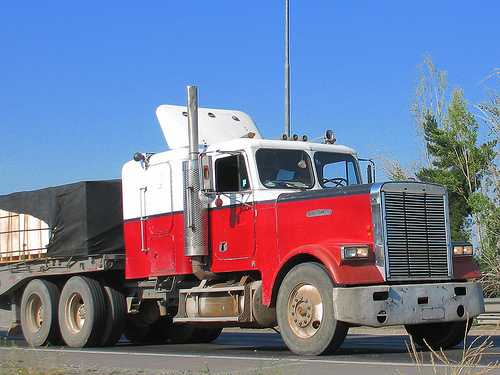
<box><xmin>314</xmin><ymin>152</ymin><xmax>360</xmax><ymax>187</ymax></box>
<box><xmin>256</xmin><ymin>149</ymin><xmax>314</xmax><ymax>189</ymax></box>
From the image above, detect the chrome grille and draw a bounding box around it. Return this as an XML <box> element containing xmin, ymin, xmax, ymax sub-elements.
<box><xmin>384</xmin><ymin>191</ymin><xmax>450</xmax><ymax>279</ymax></box>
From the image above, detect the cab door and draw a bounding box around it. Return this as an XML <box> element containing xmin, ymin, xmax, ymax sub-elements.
<box><xmin>209</xmin><ymin>153</ymin><xmax>256</xmax><ymax>261</ymax></box>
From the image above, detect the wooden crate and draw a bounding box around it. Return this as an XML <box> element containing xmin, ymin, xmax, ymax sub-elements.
<box><xmin>0</xmin><ymin>209</ymin><xmax>49</xmax><ymax>263</ymax></box>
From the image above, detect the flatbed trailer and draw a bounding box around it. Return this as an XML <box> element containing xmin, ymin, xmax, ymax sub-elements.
<box><xmin>0</xmin><ymin>254</ymin><xmax>125</xmax><ymax>335</ymax></box>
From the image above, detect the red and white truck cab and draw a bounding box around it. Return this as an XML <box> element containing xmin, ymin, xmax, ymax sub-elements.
<box><xmin>120</xmin><ymin>88</ymin><xmax>483</xmax><ymax>355</ymax></box>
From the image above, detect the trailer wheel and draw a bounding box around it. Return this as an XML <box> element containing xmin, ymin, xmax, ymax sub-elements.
<box><xmin>58</xmin><ymin>276</ymin><xmax>106</xmax><ymax>347</ymax></box>
<box><xmin>98</xmin><ymin>279</ymin><xmax>126</xmax><ymax>347</ymax></box>
<box><xmin>405</xmin><ymin>319</ymin><xmax>472</xmax><ymax>350</ymax></box>
<box><xmin>276</xmin><ymin>262</ymin><xmax>349</xmax><ymax>355</ymax></box>
<box><xmin>20</xmin><ymin>279</ymin><xmax>62</xmax><ymax>346</ymax></box>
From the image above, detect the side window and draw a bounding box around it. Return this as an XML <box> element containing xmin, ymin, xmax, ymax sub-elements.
<box><xmin>314</xmin><ymin>152</ymin><xmax>360</xmax><ymax>188</ymax></box>
<box><xmin>215</xmin><ymin>154</ymin><xmax>249</xmax><ymax>192</ymax></box>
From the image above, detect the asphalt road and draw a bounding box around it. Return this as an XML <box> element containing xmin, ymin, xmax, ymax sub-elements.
<box><xmin>1</xmin><ymin>307</ymin><xmax>500</xmax><ymax>375</ymax></box>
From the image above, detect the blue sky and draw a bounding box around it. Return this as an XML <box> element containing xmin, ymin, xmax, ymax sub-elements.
<box><xmin>1</xmin><ymin>1</ymin><xmax>499</xmax><ymax>195</ymax></box>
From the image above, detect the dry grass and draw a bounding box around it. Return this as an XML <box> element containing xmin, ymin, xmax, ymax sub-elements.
<box><xmin>0</xmin><ymin>344</ymin><xmax>301</xmax><ymax>375</ymax></box>
<box><xmin>250</xmin><ymin>350</ymin><xmax>302</xmax><ymax>375</ymax></box>
<box><xmin>0</xmin><ymin>340</ymin><xmax>172</xmax><ymax>375</ymax></box>
<box><xmin>404</xmin><ymin>328</ymin><xmax>500</xmax><ymax>375</ymax></box>
<box><xmin>0</xmin><ymin>344</ymin><xmax>73</xmax><ymax>375</ymax></box>
<box><xmin>480</xmin><ymin>257</ymin><xmax>500</xmax><ymax>298</ymax></box>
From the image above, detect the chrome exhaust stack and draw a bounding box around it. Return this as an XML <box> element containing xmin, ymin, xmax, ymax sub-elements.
<box><xmin>183</xmin><ymin>86</ymin><xmax>214</xmax><ymax>279</ymax></box>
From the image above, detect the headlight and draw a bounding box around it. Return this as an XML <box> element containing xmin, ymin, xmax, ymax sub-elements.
<box><xmin>341</xmin><ymin>245</ymin><xmax>370</xmax><ymax>260</ymax></box>
<box><xmin>452</xmin><ymin>243</ymin><xmax>474</xmax><ymax>256</ymax></box>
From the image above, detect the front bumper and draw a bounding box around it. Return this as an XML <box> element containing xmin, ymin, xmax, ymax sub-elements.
<box><xmin>332</xmin><ymin>282</ymin><xmax>484</xmax><ymax>327</ymax></box>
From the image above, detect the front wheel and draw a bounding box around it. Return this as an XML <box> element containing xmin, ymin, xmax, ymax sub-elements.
<box><xmin>405</xmin><ymin>319</ymin><xmax>472</xmax><ymax>350</ymax></box>
<box><xmin>277</xmin><ymin>262</ymin><xmax>349</xmax><ymax>355</ymax></box>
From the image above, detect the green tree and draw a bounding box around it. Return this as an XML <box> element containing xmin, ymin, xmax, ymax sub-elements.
<box><xmin>416</xmin><ymin>88</ymin><xmax>496</xmax><ymax>242</ymax></box>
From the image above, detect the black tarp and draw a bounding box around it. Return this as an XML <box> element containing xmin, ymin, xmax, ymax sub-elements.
<box><xmin>0</xmin><ymin>180</ymin><xmax>125</xmax><ymax>257</ymax></box>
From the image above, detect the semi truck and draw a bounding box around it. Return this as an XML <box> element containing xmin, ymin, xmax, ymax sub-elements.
<box><xmin>0</xmin><ymin>87</ymin><xmax>484</xmax><ymax>355</ymax></box>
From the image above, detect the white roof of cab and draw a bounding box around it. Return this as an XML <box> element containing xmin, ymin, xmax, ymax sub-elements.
<box><xmin>156</xmin><ymin>105</ymin><xmax>263</xmax><ymax>150</ymax></box>
<box><xmin>206</xmin><ymin>138</ymin><xmax>358</xmax><ymax>156</ymax></box>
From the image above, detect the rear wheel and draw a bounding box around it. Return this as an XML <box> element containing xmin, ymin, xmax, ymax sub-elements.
<box><xmin>200</xmin><ymin>328</ymin><xmax>223</xmax><ymax>343</ymax></box>
<box><xmin>58</xmin><ymin>276</ymin><xmax>106</xmax><ymax>347</ymax></box>
<box><xmin>99</xmin><ymin>279</ymin><xmax>126</xmax><ymax>346</ymax></box>
<box><xmin>187</xmin><ymin>327</ymin><xmax>224</xmax><ymax>343</ymax></box>
<box><xmin>143</xmin><ymin>320</ymin><xmax>170</xmax><ymax>343</ymax></box>
<box><xmin>21</xmin><ymin>279</ymin><xmax>62</xmax><ymax>346</ymax></box>
<box><xmin>123</xmin><ymin>320</ymin><xmax>149</xmax><ymax>343</ymax></box>
<box><xmin>277</xmin><ymin>262</ymin><xmax>349</xmax><ymax>356</ymax></box>
<box><xmin>162</xmin><ymin>318</ymin><xmax>223</xmax><ymax>344</ymax></box>
<box><xmin>405</xmin><ymin>319</ymin><xmax>472</xmax><ymax>350</ymax></box>
<box><xmin>162</xmin><ymin>319</ymin><xmax>197</xmax><ymax>344</ymax></box>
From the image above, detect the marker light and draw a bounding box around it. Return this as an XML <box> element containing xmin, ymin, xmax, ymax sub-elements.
<box><xmin>453</xmin><ymin>243</ymin><xmax>474</xmax><ymax>256</ymax></box>
<box><xmin>203</xmin><ymin>165</ymin><xmax>210</xmax><ymax>180</ymax></box>
<box><xmin>341</xmin><ymin>245</ymin><xmax>370</xmax><ymax>260</ymax></box>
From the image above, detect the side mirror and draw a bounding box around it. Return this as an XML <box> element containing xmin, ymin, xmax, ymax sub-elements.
<box><xmin>359</xmin><ymin>158</ymin><xmax>375</xmax><ymax>184</ymax></box>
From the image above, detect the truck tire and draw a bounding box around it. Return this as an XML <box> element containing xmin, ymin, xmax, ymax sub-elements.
<box><xmin>162</xmin><ymin>319</ymin><xmax>221</xmax><ymax>344</ymax></box>
<box><xmin>163</xmin><ymin>319</ymin><xmax>196</xmax><ymax>344</ymax></box>
<box><xmin>405</xmin><ymin>319</ymin><xmax>472</xmax><ymax>350</ymax></box>
<box><xmin>124</xmin><ymin>319</ymin><xmax>170</xmax><ymax>344</ymax></box>
<box><xmin>198</xmin><ymin>328</ymin><xmax>223</xmax><ymax>343</ymax></box>
<box><xmin>276</xmin><ymin>262</ymin><xmax>349</xmax><ymax>355</ymax></box>
<box><xmin>98</xmin><ymin>279</ymin><xmax>126</xmax><ymax>347</ymax></box>
<box><xmin>123</xmin><ymin>320</ymin><xmax>149</xmax><ymax>343</ymax></box>
<box><xmin>58</xmin><ymin>276</ymin><xmax>106</xmax><ymax>347</ymax></box>
<box><xmin>144</xmin><ymin>319</ymin><xmax>169</xmax><ymax>343</ymax></box>
<box><xmin>185</xmin><ymin>327</ymin><xmax>223</xmax><ymax>343</ymax></box>
<box><xmin>20</xmin><ymin>279</ymin><xmax>62</xmax><ymax>346</ymax></box>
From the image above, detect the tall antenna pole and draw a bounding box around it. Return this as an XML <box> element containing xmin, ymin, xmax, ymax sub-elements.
<box><xmin>285</xmin><ymin>0</ymin><xmax>291</xmax><ymax>137</ymax></box>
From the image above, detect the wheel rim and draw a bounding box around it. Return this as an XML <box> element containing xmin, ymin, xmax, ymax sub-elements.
<box><xmin>286</xmin><ymin>282</ymin><xmax>323</xmax><ymax>339</ymax></box>
<box><xmin>25</xmin><ymin>294</ymin><xmax>44</xmax><ymax>333</ymax></box>
<box><xmin>66</xmin><ymin>292</ymin><xmax>85</xmax><ymax>334</ymax></box>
